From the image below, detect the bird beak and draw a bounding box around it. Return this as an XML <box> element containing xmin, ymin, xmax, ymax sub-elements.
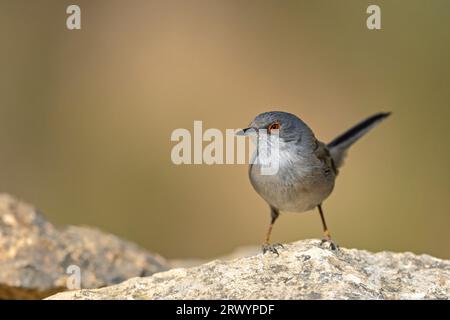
<box><xmin>236</xmin><ymin>127</ymin><xmax>257</xmax><ymax>136</ymax></box>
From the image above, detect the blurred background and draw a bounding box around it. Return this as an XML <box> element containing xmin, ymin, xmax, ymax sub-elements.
<box><xmin>0</xmin><ymin>0</ymin><xmax>449</xmax><ymax>259</ymax></box>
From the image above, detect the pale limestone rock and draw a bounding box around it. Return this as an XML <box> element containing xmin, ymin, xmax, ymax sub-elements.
<box><xmin>47</xmin><ymin>239</ymin><xmax>450</xmax><ymax>300</ymax></box>
<box><xmin>0</xmin><ymin>194</ymin><xmax>168</xmax><ymax>299</ymax></box>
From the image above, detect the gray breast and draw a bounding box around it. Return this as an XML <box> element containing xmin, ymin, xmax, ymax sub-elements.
<box><xmin>249</xmin><ymin>150</ymin><xmax>335</xmax><ymax>213</ymax></box>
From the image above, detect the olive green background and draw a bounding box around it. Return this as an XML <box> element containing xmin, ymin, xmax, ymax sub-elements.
<box><xmin>0</xmin><ymin>1</ymin><xmax>449</xmax><ymax>259</ymax></box>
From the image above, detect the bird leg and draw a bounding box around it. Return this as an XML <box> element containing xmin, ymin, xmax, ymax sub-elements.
<box><xmin>262</xmin><ymin>206</ymin><xmax>283</xmax><ymax>255</ymax></box>
<box><xmin>318</xmin><ymin>204</ymin><xmax>338</xmax><ymax>250</ymax></box>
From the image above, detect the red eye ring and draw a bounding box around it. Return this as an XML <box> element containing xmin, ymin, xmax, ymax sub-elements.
<box><xmin>268</xmin><ymin>121</ymin><xmax>280</xmax><ymax>132</ymax></box>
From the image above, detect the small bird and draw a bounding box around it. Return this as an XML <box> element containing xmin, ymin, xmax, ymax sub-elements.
<box><xmin>237</xmin><ymin>111</ymin><xmax>391</xmax><ymax>254</ymax></box>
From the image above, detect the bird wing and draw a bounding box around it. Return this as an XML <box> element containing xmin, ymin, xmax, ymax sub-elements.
<box><xmin>313</xmin><ymin>140</ymin><xmax>338</xmax><ymax>176</ymax></box>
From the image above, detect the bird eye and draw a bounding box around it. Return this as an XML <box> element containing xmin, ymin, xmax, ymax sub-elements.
<box><xmin>268</xmin><ymin>121</ymin><xmax>280</xmax><ymax>133</ymax></box>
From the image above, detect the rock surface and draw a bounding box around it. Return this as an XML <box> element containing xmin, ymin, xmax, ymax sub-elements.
<box><xmin>48</xmin><ymin>239</ymin><xmax>450</xmax><ymax>300</ymax></box>
<box><xmin>0</xmin><ymin>194</ymin><xmax>169</xmax><ymax>299</ymax></box>
<box><xmin>169</xmin><ymin>245</ymin><xmax>260</xmax><ymax>269</ymax></box>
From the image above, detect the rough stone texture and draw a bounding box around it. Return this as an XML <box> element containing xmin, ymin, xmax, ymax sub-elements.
<box><xmin>0</xmin><ymin>194</ymin><xmax>169</xmax><ymax>299</ymax></box>
<box><xmin>169</xmin><ymin>245</ymin><xmax>260</xmax><ymax>269</ymax></box>
<box><xmin>48</xmin><ymin>239</ymin><xmax>450</xmax><ymax>300</ymax></box>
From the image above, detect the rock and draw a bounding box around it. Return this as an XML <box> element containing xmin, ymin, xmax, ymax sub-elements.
<box><xmin>0</xmin><ymin>194</ymin><xmax>169</xmax><ymax>299</ymax></box>
<box><xmin>47</xmin><ymin>239</ymin><xmax>450</xmax><ymax>300</ymax></box>
<box><xmin>169</xmin><ymin>245</ymin><xmax>260</xmax><ymax>268</ymax></box>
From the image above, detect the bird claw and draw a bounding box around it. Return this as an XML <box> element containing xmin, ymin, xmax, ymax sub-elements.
<box><xmin>262</xmin><ymin>243</ymin><xmax>284</xmax><ymax>255</ymax></box>
<box><xmin>320</xmin><ymin>238</ymin><xmax>339</xmax><ymax>251</ymax></box>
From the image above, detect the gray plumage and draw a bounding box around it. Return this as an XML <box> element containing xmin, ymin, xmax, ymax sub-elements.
<box><xmin>239</xmin><ymin>111</ymin><xmax>390</xmax><ymax>252</ymax></box>
<box><xmin>246</xmin><ymin>111</ymin><xmax>390</xmax><ymax>213</ymax></box>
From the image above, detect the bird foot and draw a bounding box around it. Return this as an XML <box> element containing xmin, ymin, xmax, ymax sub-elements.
<box><xmin>262</xmin><ymin>243</ymin><xmax>284</xmax><ymax>255</ymax></box>
<box><xmin>320</xmin><ymin>237</ymin><xmax>339</xmax><ymax>251</ymax></box>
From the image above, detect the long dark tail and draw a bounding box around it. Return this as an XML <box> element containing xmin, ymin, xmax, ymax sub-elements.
<box><xmin>327</xmin><ymin>112</ymin><xmax>391</xmax><ymax>168</ymax></box>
